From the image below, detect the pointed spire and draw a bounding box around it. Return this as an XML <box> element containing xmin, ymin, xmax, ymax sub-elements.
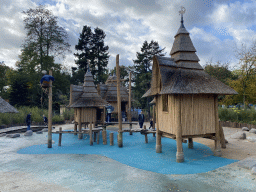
<box><xmin>170</xmin><ymin>6</ymin><xmax>202</xmax><ymax>70</ymax></box>
<box><xmin>175</xmin><ymin>6</ymin><xmax>189</xmax><ymax>37</ymax></box>
<box><xmin>179</xmin><ymin>6</ymin><xmax>186</xmax><ymax>28</ymax></box>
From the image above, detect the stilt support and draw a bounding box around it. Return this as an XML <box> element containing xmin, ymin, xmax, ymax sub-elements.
<box><xmin>110</xmin><ymin>132</ymin><xmax>114</xmax><ymax>146</ymax></box>
<box><xmin>188</xmin><ymin>138</ymin><xmax>193</xmax><ymax>149</ymax></box>
<box><xmin>118</xmin><ymin>132</ymin><xmax>123</xmax><ymax>147</ymax></box>
<box><xmin>58</xmin><ymin>127</ymin><xmax>62</xmax><ymax>146</ymax></box>
<box><xmin>156</xmin><ymin>131</ymin><xmax>162</xmax><ymax>153</ymax></box>
<box><xmin>74</xmin><ymin>124</ymin><xmax>77</xmax><ymax>135</ymax></box>
<box><xmin>89</xmin><ymin>123</ymin><xmax>93</xmax><ymax>146</ymax></box>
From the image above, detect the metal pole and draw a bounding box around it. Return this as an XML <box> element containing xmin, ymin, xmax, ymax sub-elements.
<box><xmin>48</xmin><ymin>70</ymin><xmax>53</xmax><ymax>148</ymax></box>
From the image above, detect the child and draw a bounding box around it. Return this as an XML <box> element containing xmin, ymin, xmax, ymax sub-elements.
<box><xmin>149</xmin><ymin>118</ymin><xmax>153</xmax><ymax>129</ymax></box>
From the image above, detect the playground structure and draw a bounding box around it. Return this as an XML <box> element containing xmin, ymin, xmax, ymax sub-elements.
<box><xmin>142</xmin><ymin>7</ymin><xmax>237</xmax><ymax>162</ymax></box>
<box><xmin>50</xmin><ymin>8</ymin><xmax>238</xmax><ymax>164</ymax></box>
<box><xmin>97</xmin><ymin>73</ymin><xmax>129</xmax><ymax>121</ymax></box>
<box><xmin>69</xmin><ymin>67</ymin><xmax>109</xmax><ymax>139</ymax></box>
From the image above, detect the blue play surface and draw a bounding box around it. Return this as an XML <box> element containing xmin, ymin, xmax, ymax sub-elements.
<box><xmin>18</xmin><ymin>131</ymin><xmax>237</xmax><ymax>174</ymax></box>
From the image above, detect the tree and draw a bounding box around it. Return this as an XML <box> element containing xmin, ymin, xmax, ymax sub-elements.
<box><xmin>133</xmin><ymin>40</ymin><xmax>166</xmax><ymax>110</ymax></box>
<box><xmin>110</xmin><ymin>65</ymin><xmax>129</xmax><ymax>86</ymax></box>
<box><xmin>22</xmin><ymin>5</ymin><xmax>71</xmax><ymax>71</ymax></box>
<box><xmin>0</xmin><ymin>62</ymin><xmax>12</xmax><ymax>99</ymax></box>
<box><xmin>204</xmin><ymin>60</ymin><xmax>237</xmax><ymax>84</ymax></box>
<box><xmin>74</xmin><ymin>25</ymin><xmax>110</xmax><ymax>84</ymax></box>
<box><xmin>8</xmin><ymin>72</ymin><xmax>30</xmax><ymax>106</ymax></box>
<box><xmin>233</xmin><ymin>42</ymin><xmax>256</xmax><ymax>107</ymax></box>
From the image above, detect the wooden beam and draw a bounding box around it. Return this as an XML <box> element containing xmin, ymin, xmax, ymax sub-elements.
<box><xmin>90</xmin><ymin>122</ymin><xmax>93</xmax><ymax>146</ymax></box>
<box><xmin>176</xmin><ymin>95</ymin><xmax>184</xmax><ymax>163</ymax></box>
<box><xmin>48</xmin><ymin>70</ymin><xmax>53</xmax><ymax>148</ymax></box>
<box><xmin>116</xmin><ymin>54</ymin><xmax>123</xmax><ymax>147</ymax></box>
<box><xmin>156</xmin><ymin>96</ymin><xmax>162</xmax><ymax>153</ymax></box>
<box><xmin>188</xmin><ymin>138</ymin><xmax>193</xmax><ymax>149</ymax></box>
<box><xmin>128</xmin><ymin>72</ymin><xmax>132</xmax><ymax>135</ymax></box>
<box><xmin>74</xmin><ymin>123</ymin><xmax>77</xmax><ymax>135</ymax></box>
<box><xmin>153</xmin><ymin>102</ymin><xmax>156</xmax><ymax>137</ymax></box>
<box><xmin>110</xmin><ymin>132</ymin><xmax>114</xmax><ymax>146</ymax></box>
<box><xmin>219</xmin><ymin>121</ymin><xmax>226</xmax><ymax>149</ymax></box>
<box><xmin>58</xmin><ymin>127</ymin><xmax>62</xmax><ymax>146</ymax></box>
<box><xmin>78</xmin><ymin>108</ymin><xmax>82</xmax><ymax>139</ymax></box>
<box><xmin>214</xmin><ymin>95</ymin><xmax>221</xmax><ymax>156</ymax></box>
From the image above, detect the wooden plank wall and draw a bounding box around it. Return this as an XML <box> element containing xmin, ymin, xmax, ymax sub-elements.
<box><xmin>74</xmin><ymin>108</ymin><xmax>96</xmax><ymax>123</ymax></box>
<box><xmin>181</xmin><ymin>94</ymin><xmax>215</xmax><ymax>135</ymax></box>
<box><xmin>158</xmin><ymin>95</ymin><xmax>176</xmax><ymax>134</ymax></box>
<box><xmin>158</xmin><ymin>94</ymin><xmax>216</xmax><ymax>136</ymax></box>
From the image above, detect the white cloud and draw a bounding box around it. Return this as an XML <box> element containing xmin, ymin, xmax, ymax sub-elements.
<box><xmin>0</xmin><ymin>0</ymin><xmax>255</xmax><ymax>73</ymax></box>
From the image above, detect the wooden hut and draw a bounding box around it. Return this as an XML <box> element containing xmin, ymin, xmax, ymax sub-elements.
<box><xmin>142</xmin><ymin>10</ymin><xmax>237</xmax><ymax>162</ymax></box>
<box><xmin>0</xmin><ymin>97</ymin><xmax>18</xmax><ymax>113</ymax></box>
<box><xmin>69</xmin><ymin>68</ymin><xmax>108</xmax><ymax>138</ymax></box>
<box><xmin>97</xmin><ymin>73</ymin><xmax>129</xmax><ymax>120</ymax></box>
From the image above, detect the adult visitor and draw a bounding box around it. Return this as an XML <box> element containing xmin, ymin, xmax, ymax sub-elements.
<box><xmin>138</xmin><ymin>111</ymin><xmax>145</xmax><ymax>129</ymax></box>
<box><xmin>26</xmin><ymin>113</ymin><xmax>32</xmax><ymax>131</ymax></box>
<box><xmin>43</xmin><ymin>114</ymin><xmax>48</xmax><ymax>126</ymax></box>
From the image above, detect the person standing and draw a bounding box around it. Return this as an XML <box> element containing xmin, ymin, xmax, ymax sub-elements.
<box><xmin>26</xmin><ymin>113</ymin><xmax>32</xmax><ymax>131</ymax></box>
<box><xmin>138</xmin><ymin>111</ymin><xmax>145</xmax><ymax>129</ymax></box>
<box><xmin>107</xmin><ymin>107</ymin><xmax>112</xmax><ymax>122</ymax></box>
<box><xmin>43</xmin><ymin>114</ymin><xmax>48</xmax><ymax>126</ymax></box>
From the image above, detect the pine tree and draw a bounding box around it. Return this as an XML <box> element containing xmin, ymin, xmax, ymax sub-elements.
<box><xmin>74</xmin><ymin>25</ymin><xmax>110</xmax><ymax>84</ymax></box>
<box><xmin>133</xmin><ymin>40</ymin><xmax>166</xmax><ymax>110</ymax></box>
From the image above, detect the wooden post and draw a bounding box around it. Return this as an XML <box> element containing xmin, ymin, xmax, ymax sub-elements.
<box><xmin>219</xmin><ymin>121</ymin><xmax>226</xmax><ymax>148</ymax></box>
<box><xmin>94</xmin><ymin>132</ymin><xmax>97</xmax><ymax>142</ymax></box>
<box><xmin>102</xmin><ymin>125</ymin><xmax>107</xmax><ymax>145</ymax></box>
<box><xmin>48</xmin><ymin>70</ymin><xmax>53</xmax><ymax>148</ymax></box>
<box><xmin>110</xmin><ymin>132</ymin><xmax>114</xmax><ymax>146</ymax></box>
<box><xmin>153</xmin><ymin>103</ymin><xmax>156</xmax><ymax>137</ymax></box>
<box><xmin>78</xmin><ymin>108</ymin><xmax>83</xmax><ymax>139</ymax></box>
<box><xmin>74</xmin><ymin>123</ymin><xmax>77</xmax><ymax>135</ymax></box>
<box><xmin>58</xmin><ymin>127</ymin><xmax>62</xmax><ymax>146</ymax></box>
<box><xmin>176</xmin><ymin>95</ymin><xmax>184</xmax><ymax>163</ymax></box>
<box><xmin>214</xmin><ymin>95</ymin><xmax>222</xmax><ymax>156</ymax></box>
<box><xmin>97</xmin><ymin>131</ymin><xmax>100</xmax><ymax>144</ymax></box>
<box><xmin>188</xmin><ymin>138</ymin><xmax>193</xmax><ymax>149</ymax></box>
<box><xmin>128</xmin><ymin>72</ymin><xmax>133</xmax><ymax>135</ymax></box>
<box><xmin>116</xmin><ymin>54</ymin><xmax>123</xmax><ymax>147</ymax></box>
<box><xmin>156</xmin><ymin>96</ymin><xmax>162</xmax><ymax>153</ymax></box>
<box><xmin>90</xmin><ymin>122</ymin><xmax>93</xmax><ymax>146</ymax></box>
<box><xmin>103</xmin><ymin>107</ymin><xmax>106</xmax><ymax>124</ymax></box>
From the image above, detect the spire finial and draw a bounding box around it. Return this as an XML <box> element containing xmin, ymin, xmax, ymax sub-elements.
<box><xmin>179</xmin><ymin>6</ymin><xmax>186</xmax><ymax>28</ymax></box>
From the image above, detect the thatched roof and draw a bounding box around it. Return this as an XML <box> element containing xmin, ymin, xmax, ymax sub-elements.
<box><xmin>0</xmin><ymin>97</ymin><xmax>18</xmax><ymax>113</ymax></box>
<box><xmin>98</xmin><ymin>74</ymin><xmax>129</xmax><ymax>102</ymax></box>
<box><xmin>143</xmin><ymin>56</ymin><xmax>237</xmax><ymax>97</ymax></box>
<box><xmin>69</xmin><ymin>69</ymin><xmax>108</xmax><ymax>108</ymax></box>
<box><xmin>142</xmin><ymin>16</ymin><xmax>238</xmax><ymax>97</ymax></box>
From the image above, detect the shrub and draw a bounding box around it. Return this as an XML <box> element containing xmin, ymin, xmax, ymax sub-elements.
<box><xmin>0</xmin><ymin>106</ymin><xmax>65</xmax><ymax>126</ymax></box>
<box><xmin>62</xmin><ymin>108</ymin><xmax>74</xmax><ymax>120</ymax></box>
<box><xmin>52</xmin><ymin>115</ymin><xmax>64</xmax><ymax>122</ymax></box>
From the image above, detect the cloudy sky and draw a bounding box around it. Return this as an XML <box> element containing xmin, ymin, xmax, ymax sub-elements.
<box><xmin>1</xmin><ymin>0</ymin><xmax>256</xmax><ymax>72</ymax></box>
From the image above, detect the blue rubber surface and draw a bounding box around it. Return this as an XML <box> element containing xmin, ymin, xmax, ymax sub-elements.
<box><xmin>17</xmin><ymin>131</ymin><xmax>237</xmax><ymax>174</ymax></box>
